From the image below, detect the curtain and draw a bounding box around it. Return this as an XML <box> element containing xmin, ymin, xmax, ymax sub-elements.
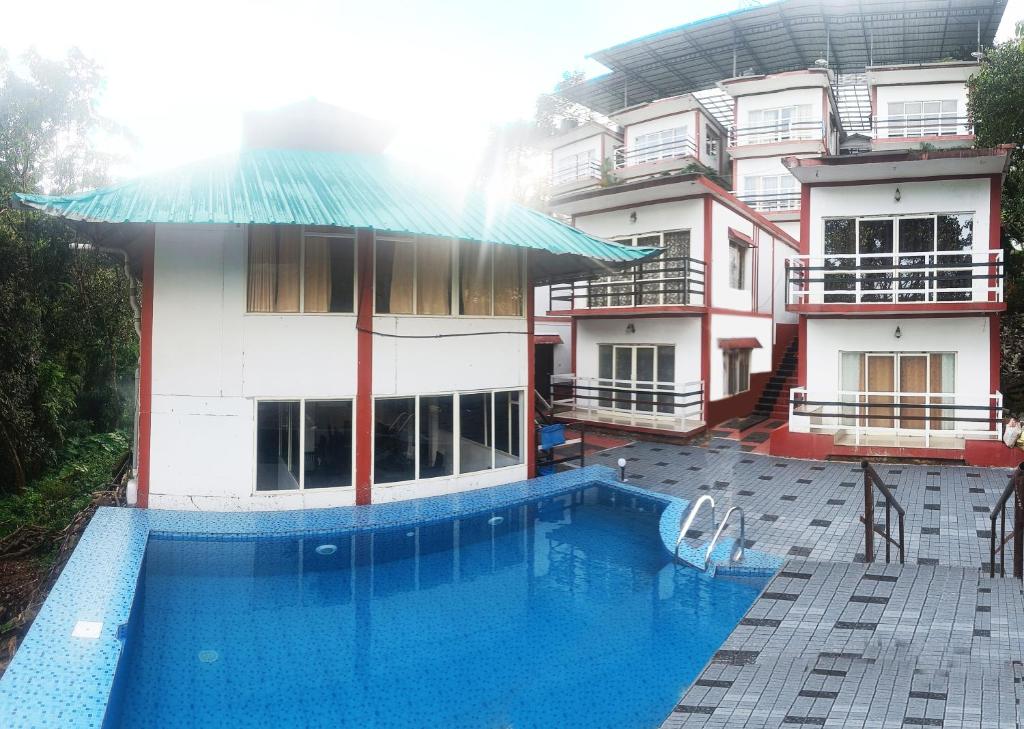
<box><xmin>247</xmin><ymin>227</ymin><xmax>277</xmax><ymax>312</ymax></box>
<box><xmin>460</xmin><ymin>242</ymin><xmax>492</xmax><ymax>315</ymax></box>
<box><xmin>416</xmin><ymin>239</ymin><xmax>452</xmax><ymax>315</ymax></box>
<box><xmin>493</xmin><ymin>246</ymin><xmax>522</xmax><ymax>316</ymax></box>
<box><xmin>276</xmin><ymin>227</ymin><xmax>301</xmax><ymax>312</ymax></box>
<box><xmin>304</xmin><ymin>237</ymin><xmax>332</xmax><ymax>313</ymax></box>
<box><xmin>389</xmin><ymin>242</ymin><xmax>415</xmax><ymax>314</ymax></box>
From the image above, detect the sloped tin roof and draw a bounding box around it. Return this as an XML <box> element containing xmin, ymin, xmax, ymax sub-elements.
<box><xmin>13</xmin><ymin>148</ymin><xmax>655</xmax><ymax>265</ymax></box>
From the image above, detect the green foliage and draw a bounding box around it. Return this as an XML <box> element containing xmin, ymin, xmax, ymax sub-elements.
<box><xmin>0</xmin><ymin>432</ymin><xmax>128</xmax><ymax>545</ymax></box>
<box><xmin>0</xmin><ymin>48</ymin><xmax>137</xmax><ymax>495</ymax></box>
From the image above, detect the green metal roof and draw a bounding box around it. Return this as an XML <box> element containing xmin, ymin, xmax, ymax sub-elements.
<box><xmin>13</xmin><ymin>148</ymin><xmax>655</xmax><ymax>268</ymax></box>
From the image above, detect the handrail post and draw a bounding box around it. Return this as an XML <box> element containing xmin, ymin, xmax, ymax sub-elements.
<box><xmin>1015</xmin><ymin>479</ymin><xmax>1023</xmax><ymax>579</ymax></box>
<box><xmin>885</xmin><ymin>499</ymin><xmax>891</xmax><ymax>564</ymax></box>
<box><xmin>990</xmin><ymin>509</ymin><xmax>998</xmax><ymax>578</ymax></box>
<box><xmin>863</xmin><ymin>460</ymin><xmax>874</xmax><ymax>563</ymax></box>
<box><xmin>1001</xmin><ymin>507</ymin><xmax>1007</xmax><ymax>577</ymax></box>
<box><xmin>898</xmin><ymin>511</ymin><xmax>905</xmax><ymax>564</ymax></box>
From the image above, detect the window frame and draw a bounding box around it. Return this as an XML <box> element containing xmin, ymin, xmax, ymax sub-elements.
<box><xmin>251</xmin><ymin>397</ymin><xmax>355</xmax><ymax>494</ymax></box>
<box><xmin>373</xmin><ymin>236</ymin><xmax>527</xmax><ymax>319</ymax></box>
<box><xmin>723</xmin><ymin>349</ymin><xmax>751</xmax><ymax>397</ymax></box>
<box><xmin>245</xmin><ymin>225</ymin><xmax>359</xmax><ymax>316</ymax></box>
<box><xmin>370</xmin><ymin>389</ymin><xmax>526</xmax><ymax>487</ymax></box>
<box><xmin>596</xmin><ymin>343</ymin><xmax>676</xmax><ymax>415</ymax></box>
<box><xmin>633</xmin><ymin>126</ymin><xmax>691</xmax><ymax>163</ymax></box>
<box><xmin>728</xmin><ymin>239</ymin><xmax>748</xmax><ymax>290</ymax></box>
<box><xmin>884</xmin><ymin>99</ymin><xmax>959</xmax><ymax>138</ymax></box>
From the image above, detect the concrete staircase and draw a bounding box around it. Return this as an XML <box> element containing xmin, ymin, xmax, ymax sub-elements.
<box><xmin>752</xmin><ymin>334</ymin><xmax>799</xmax><ymax>421</ymax></box>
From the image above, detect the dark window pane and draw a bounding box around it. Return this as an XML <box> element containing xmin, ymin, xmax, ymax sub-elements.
<box><xmin>459</xmin><ymin>392</ymin><xmax>492</xmax><ymax>473</ymax></box>
<box><xmin>598</xmin><ymin>345</ymin><xmax>613</xmax><ymax>408</ymax></box>
<box><xmin>859</xmin><ymin>219</ymin><xmax>894</xmax><ymax>302</ymax></box>
<box><xmin>937</xmin><ymin>215</ymin><xmax>974</xmax><ymax>301</ymax></box>
<box><xmin>657</xmin><ymin>346</ymin><xmax>676</xmax><ymax>414</ymax></box>
<box><xmin>304</xmin><ymin>401</ymin><xmax>352</xmax><ymax>489</ymax></box>
<box><xmin>305</xmin><ymin>236</ymin><xmax>355</xmax><ymax>313</ymax></box>
<box><xmin>419</xmin><ymin>395</ymin><xmax>454</xmax><ymax>478</ymax></box>
<box><xmin>494</xmin><ymin>391</ymin><xmax>522</xmax><ymax>467</ymax></box>
<box><xmin>374</xmin><ymin>398</ymin><xmax>416</xmax><ymax>483</ymax></box>
<box><xmin>256</xmin><ymin>401</ymin><xmax>300</xmax><ymax>491</ymax></box>
<box><xmin>823</xmin><ymin>218</ymin><xmax>856</xmax><ymax>303</ymax></box>
<box><xmin>897</xmin><ymin>217</ymin><xmax>934</xmax><ymax>302</ymax></box>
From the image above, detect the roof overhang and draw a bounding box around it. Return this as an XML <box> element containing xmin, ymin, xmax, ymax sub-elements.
<box><xmin>719</xmin><ymin>337</ymin><xmax>762</xmax><ymax>350</ymax></box>
<box><xmin>783</xmin><ymin>145</ymin><xmax>1014</xmax><ymax>185</ymax></box>
<box><xmin>549</xmin><ymin>173</ymin><xmax>799</xmax><ymax>250</ymax></box>
<box><xmin>609</xmin><ymin>93</ymin><xmax>723</xmax><ymax>131</ymax></box>
<box><xmin>865</xmin><ymin>61</ymin><xmax>979</xmax><ymax>88</ymax></box>
<box><xmin>557</xmin><ymin>0</ymin><xmax>1006</xmax><ymax>115</ymax></box>
<box><xmin>718</xmin><ymin>67</ymin><xmax>833</xmax><ymax>97</ymax></box>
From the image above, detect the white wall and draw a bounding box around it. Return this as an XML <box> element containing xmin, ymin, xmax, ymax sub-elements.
<box><xmin>710</xmin><ymin>201</ymin><xmax>755</xmax><ymax>311</ymax></box>
<box><xmin>874</xmin><ymin>82</ymin><xmax>970</xmax><ymax>135</ymax></box>
<box><xmin>737</xmin><ymin>87</ymin><xmax>824</xmax><ymax>128</ymax></box>
<box><xmin>573</xmin><ymin>198</ymin><xmax>705</xmax><ymax>251</ymax></box>
<box><xmin>552</xmin><ymin>135</ymin><xmax>604</xmax><ymax>172</ymax></box>
<box><xmin>148</xmin><ymin>224</ymin><xmax>528</xmax><ymax>510</ymax></box>
<box><xmin>575</xmin><ymin>317</ymin><xmax>702</xmax><ymax>387</ymax></box>
<box><xmin>708</xmin><ymin>313</ymin><xmax>774</xmax><ymax>400</ymax></box>
<box><xmin>773</xmin><ymin>241</ymin><xmax>798</xmax><ymax>324</ymax></box>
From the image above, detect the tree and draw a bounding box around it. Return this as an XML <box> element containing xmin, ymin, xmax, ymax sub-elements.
<box><xmin>0</xmin><ymin>49</ymin><xmax>136</xmax><ymax>494</ymax></box>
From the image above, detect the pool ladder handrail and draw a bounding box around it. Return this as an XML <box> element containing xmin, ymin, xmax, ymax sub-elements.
<box><xmin>674</xmin><ymin>494</ymin><xmax>715</xmax><ymax>561</ymax></box>
<box><xmin>702</xmin><ymin>506</ymin><xmax>745</xmax><ymax>568</ymax></box>
<box><xmin>674</xmin><ymin>495</ymin><xmax>745</xmax><ymax>569</ymax></box>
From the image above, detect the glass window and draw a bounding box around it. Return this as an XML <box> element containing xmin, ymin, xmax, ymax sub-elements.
<box><xmin>374</xmin><ymin>397</ymin><xmax>416</xmax><ymax>483</ymax></box>
<box><xmin>493</xmin><ymin>246</ymin><xmax>524</xmax><ymax>316</ymax></box>
<box><xmin>859</xmin><ymin>219</ymin><xmax>895</xmax><ymax>302</ymax></box>
<box><xmin>724</xmin><ymin>350</ymin><xmax>751</xmax><ymax>396</ymax></box>
<box><xmin>419</xmin><ymin>395</ymin><xmax>454</xmax><ymax>478</ymax></box>
<box><xmin>459</xmin><ymin>392</ymin><xmax>492</xmax><ymax>473</ymax></box>
<box><xmin>417</xmin><ymin>239</ymin><xmax>453</xmax><ymax>315</ymax></box>
<box><xmin>375</xmin><ymin>239</ymin><xmax>415</xmax><ymax>315</ymax></box>
<box><xmin>634</xmin><ymin>126</ymin><xmax>689</xmax><ymax>163</ymax></box>
<box><xmin>460</xmin><ymin>242</ymin><xmax>493</xmax><ymax>316</ymax></box>
<box><xmin>303</xmin><ymin>401</ymin><xmax>353</xmax><ymax>489</ymax></box>
<box><xmin>255</xmin><ymin>401</ymin><xmax>300</xmax><ymax>491</ymax></box>
<box><xmin>304</xmin><ymin>236</ymin><xmax>355</xmax><ymax>313</ymax></box>
<box><xmin>247</xmin><ymin>226</ymin><xmax>300</xmax><ymax>313</ymax></box>
<box><xmin>729</xmin><ymin>241</ymin><xmax>747</xmax><ymax>289</ymax></box>
<box><xmin>493</xmin><ymin>391</ymin><xmax>523</xmax><ymax>468</ymax></box>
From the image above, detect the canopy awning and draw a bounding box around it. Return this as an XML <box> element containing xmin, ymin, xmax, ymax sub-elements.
<box><xmin>534</xmin><ymin>334</ymin><xmax>563</xmax><ymax>345</ymax></box>
<box><xmin>719</xmin><ymin>337</ymin><xmax>763</xmax><ymax>350</ymax></box>
<box><xmin>13</xmin><ymin>148</ymin><xmax>660</xmax><ymax>282</ymax></box>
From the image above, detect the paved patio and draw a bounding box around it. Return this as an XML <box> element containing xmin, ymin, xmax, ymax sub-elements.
<box><xmin>587</xmin><ymin>437</ymin><xmax>1023</xmax><ymax>728</ymax></box>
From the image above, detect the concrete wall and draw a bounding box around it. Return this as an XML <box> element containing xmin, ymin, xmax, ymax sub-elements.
<box><xmin>708</xmin><ymin>312</ymin><xmax>774</xmax><ymax>401</ymax></box>
<box><xmin>148</xmin><ymin>224</ymin><xmax>528</xmax><ymax>510</ymax></box>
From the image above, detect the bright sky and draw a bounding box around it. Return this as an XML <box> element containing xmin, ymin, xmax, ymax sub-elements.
<box><xmin>3</xmin><ymin>0</ymin><xmax>1023</xmax><ymax>188</ymax></box>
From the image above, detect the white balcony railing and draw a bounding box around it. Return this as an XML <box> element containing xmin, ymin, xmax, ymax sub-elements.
<box><xmin>733</xmin><ymin>190</ymin><xmax>801</xmax><ymax>212</ymax></box>
<box><xmin>872</xmin><ymin>114</ymin><xmax>972</xmax><ymax>139</ymax></box>
<box><xmin>551</xmin><ymin>160</ymin><xmax>602</xmax><ymax>187</ymax></box>
<box><xmin>786</xmin><ymin>250</ymin><xmax>1003</xmax><ymax>307</ymax></box>
<box><xmin>614</xmin><ymin>138</ymin><xmax>698</xmax><ymax>168</ymax></box>
<box><xmin>730</xmin><ymin>119</ymin><xmax>823</xmax><ymax>146</ymax></box>
<box><xmin>789</xmin><ymin>387</ymin><xmax>1004</xmax><ymax>448</ymax></box>
<box><xmin>551</xmin><ymin>375</ymin><xmax>704</xmax><ymax>430</ymax></box>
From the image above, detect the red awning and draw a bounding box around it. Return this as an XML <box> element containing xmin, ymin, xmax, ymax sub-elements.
<box><xmin>718</xmin><ymin>337</ymin><xmax>762</xmax><ymax>350</ymax></box>
<box><xmin>534</xmin><ymin>334</ymin><xmax>563</xmax><ymax>345</ymax></box>
<box><xmin>727</xmin><ymin>227</ymin><xmax>755</xmax><ymax>247</ymax></box>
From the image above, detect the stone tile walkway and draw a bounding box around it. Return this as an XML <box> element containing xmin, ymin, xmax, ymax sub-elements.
<box><xmin>585</xmin><ymin>437</ymin><xmax>1023</xmax><ymax>728</ymax></box>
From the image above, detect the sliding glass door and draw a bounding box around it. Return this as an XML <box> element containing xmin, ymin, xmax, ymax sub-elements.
<box><xmin>840</xmin><ymin>352</ymin><xmax>954</xmax><ymax>431</ymax></box>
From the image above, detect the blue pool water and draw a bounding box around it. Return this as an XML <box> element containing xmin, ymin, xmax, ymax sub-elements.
<box><xmin>106</xmin><ymin>486</ymin><xmax>767</xmax><ymax>729</ymax></box>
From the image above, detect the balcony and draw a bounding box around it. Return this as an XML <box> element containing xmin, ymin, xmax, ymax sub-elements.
<box><xmin>871</xmin><ymin>114</ymin><xmax>974</xmax><ymax>151</ymax></box>
<box><xmin>551</xmin><ymin>374</ymin><xmax>704</xmax><ymax>434</ymax></box>
<box><xmin>789</xmin><ymin>387</ymin><xmax>1003</xmax><ymax>450</ymax></box>
<box><xmin>549</xmin><ymin>160</ymin><xmax>603</xmax><ymax>193</ymax></box>
<box><xmin>786</xmin><ymin>250</ymin><xmax>1004</xmax><ymax>313</ymax></box>
<box><xmin>733</xmin><ymin>190</ymin><xmax>801</xmax><ymax>213</ymax></box>
<box><xmin>611</xmin><ymin>138</ymin><xmax>699</xmax><ymax>181</ymax></box>
<box><xmin>547</xmin><ymin>256</ymin><xmax>706</xmax><ymax>314</ymax></box>
<box><xmin>728</xmin><ymin>120</ymin><xmax>824</xmax><ymax>156</ymax></box>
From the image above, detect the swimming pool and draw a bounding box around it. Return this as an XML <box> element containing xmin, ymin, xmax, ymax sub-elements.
<box><xmin>104</xmin><ymin>485</ymin><xmax>766</xmax><ymax>729</ymax></box>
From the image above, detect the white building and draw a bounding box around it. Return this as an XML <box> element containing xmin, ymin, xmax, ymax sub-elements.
<box><xmin>15</xmin><ymin>104</ymin><xmax>653</xmax><ymax>510</ymax></box>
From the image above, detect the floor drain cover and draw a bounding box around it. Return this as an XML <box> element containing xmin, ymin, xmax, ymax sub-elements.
<box><xmin>315</xmin><ymin>544</ymin><xmax>337</xmax><ymax>556</ymax></box>
<box><xmin>198</xmin><ymin>650</ymin><xmax>219</xmax><ymax>664</ymax></box>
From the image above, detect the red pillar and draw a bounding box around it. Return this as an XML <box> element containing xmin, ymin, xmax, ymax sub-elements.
<box><xmin>526</xmin><ymin>259</ymin><xmax>537</xmax><ymax>478</ymax></box>
<box><xmin>137</xmin><ymin>230</ymin><xmax>155</xmax><ymax>509</ymax></box>
<box><xmin>355</xmin><ymin>230</ymin><xmax>374</xmax><ymax>505</ymax></box>
<box><xmin>702</xmin><ymin>196</ymin><xmax>713</xmax><ymax>416</ymax></box>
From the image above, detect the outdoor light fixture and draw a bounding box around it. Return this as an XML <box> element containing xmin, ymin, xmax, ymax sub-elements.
<box><xmin>618</xmin><ymin>458</ymin><xmax>627</xmax><ymax>482</ymax></box>
<box><xmin>894</xmin><ymin>187</ymin><xmax>902</xmax><ymax>202</ymax></box>
<box><xmin>625</xmin><ymin>323</ymin><xmax>635</xmax><ymax>334</ymax></box>
<box><xmin>894</xmin><ymin>326</ymin><xmax>902</xmax><ymax>339</ymax></box>
<box><xmin>629</xmin><ymin>211</ymin><xmax>637</xmax><ymax>223</ymax></box>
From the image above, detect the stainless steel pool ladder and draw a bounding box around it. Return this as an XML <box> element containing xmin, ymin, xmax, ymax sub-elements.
<box><xmin>674</xmin><ymin>495</ymin><xmax>746</xmax><ymax>569</ymax></box>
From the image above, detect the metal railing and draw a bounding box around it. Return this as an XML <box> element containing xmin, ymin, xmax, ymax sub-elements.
<box><xmin>730</xmin><ymin>119</ymin><xmax>823</xmax><ymax>146</ymax></box>
<box><xmin>703</xmin><ymin>507</ymin><xmax>746</xmax><ymax>567</ymax></box>
<box><xmin>548</xmin><ymin>256</ymin><xmax>706</xmax><ymax>310</ymax></box>
<box><xmin>990</xmin><ymin>467</ymin><xmax>1023</xmax><ymax>579</ymax></box>
<box><xmin>786</xmin><ymin>250</ymin><xmax>1004</xmax><ymax>307</ymax></box>
<box><xmin>861</xmin><ymin>461</ymin><xmax>905</xmax><ymax>564</ymax></box>
<box><xmin>614</xmin><ymin>138</ymin><xmax>698</xmax><ymax>168</ymax></box>
<box><xmin>733</xmin><ymin>190</ymin><xmax>801</xmax><ymax>212</ymax></box>
<box><xmin>872</xmin><ymin>114</ymin><xmax>972</xmax><ymax>139</ymax></box>
<box><xmin>551</xmin><ymin>374</ymin><xmax>704</xmax><ymax>429</ymax></box>
<box><xmin>675</xmin><ymin>494</ymin><xmax>715</xmax><ymax>562</ymax></box>
<box><xmin>789</xmin><ymin>388</ymin><xmax>1004</xmax><ymax>447</ymax></box>
<box><xmin>550</xmin><ymin>160</ymin><xmax>603</xmax><ymax>187</ymax></box>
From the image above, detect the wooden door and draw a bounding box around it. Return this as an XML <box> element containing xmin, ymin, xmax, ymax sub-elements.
<box><xmin>866</xmin><ymin>355</ymin><xmax>895</xmax><ymax>428</ymax></box>
<box><xmin>898</xmin><ymin>354</ymin><xmax>928</xmax><ymax>430</ymax></box>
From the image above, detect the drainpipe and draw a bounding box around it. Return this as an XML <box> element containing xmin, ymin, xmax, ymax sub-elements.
<box><xmin>96</xmin><ymin>245</ymin><xmax>143</xmax><ymax>506</ymax></box>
